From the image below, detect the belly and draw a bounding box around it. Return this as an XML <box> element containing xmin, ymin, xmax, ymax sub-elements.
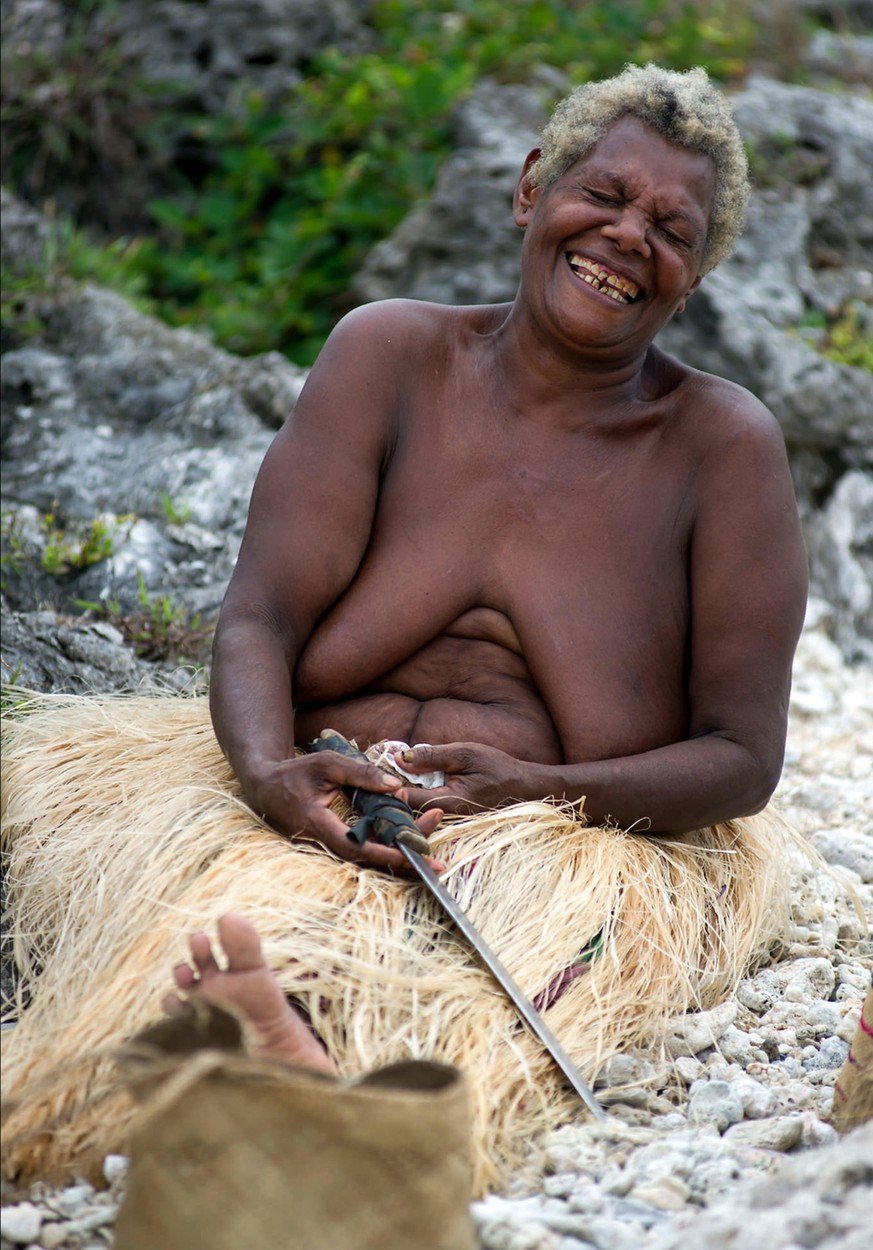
<box><xmin>294</xmin><ymin>629</ymin><xmax>563</xmax><ymax>763</ymax></box>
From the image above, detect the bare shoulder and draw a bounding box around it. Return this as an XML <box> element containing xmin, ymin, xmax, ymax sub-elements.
<box><xmin>675</xmin><ymin>364</ymin><xmax>790</xmax><ymax>469</ymax></box>
<box><xmin>319</xmin><ymin>298</ymin><xmax>468</xmax><ymax>359</ymax></box>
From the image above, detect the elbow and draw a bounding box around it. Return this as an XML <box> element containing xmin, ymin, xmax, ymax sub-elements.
<box><xmin>737</xmin><ymin>756</ymin><xmax>782</xmax><ymax>818</ymax></box>
<box><xmin>212</xmin><ymin>601</ymin><xmax>297</xmax><ymax>663</ymax></box>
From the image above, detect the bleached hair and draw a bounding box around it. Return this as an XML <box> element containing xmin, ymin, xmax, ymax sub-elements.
<box><xmin>528</xmin><ymin>64</ymin><xmax>750</xmax><ymax>273</ymax></box>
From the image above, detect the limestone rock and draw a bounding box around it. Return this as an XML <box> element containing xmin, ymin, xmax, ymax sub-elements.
<box><xmin>0</xmin><ymin>603</ymin><xmax>197</xmax><ymax>694</ymax></box>
<box><xmin>0</xmin><ymin>1201</ymin><xmax>43</xmax><ymax>1244</ymax></box>
<box><xmin>1</xmin><ymin>283</ymin><xmax>290</xmax><ymax>619</ymax></box>
<box><xmin>687</xmin><ymin>1080</ymin><xmax>745</xmax><ymax>1131</ymax></box>
<box><xmin>665</xmin><ymin>1002</ymin><xmax>738</xmax><ymax>1057</ymax></box>
<box><xmin>354</xmin><ymin>80</ymin><xmax>546</xmax><ymax>307</ymax></box>
<box><xmin>723</xmin><ymin>1115</ymin><xmax>804</xmax><ymax>1152</ymax></box>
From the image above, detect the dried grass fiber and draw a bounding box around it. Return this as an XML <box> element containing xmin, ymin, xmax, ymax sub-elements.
<box><xmin>1</xmin><ymin>692</ymin><xmax>803</xmax><ymax>1194</ymax></box>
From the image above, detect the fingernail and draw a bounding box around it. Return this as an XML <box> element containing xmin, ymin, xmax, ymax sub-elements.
<box><xmin>402</xmin><ymin>750</ymin><xmax>414</xmax><ymax>762</ymax></box>
<box><xmin>379</xmin><ymin>772</ymin><xmax>401</xmax><ymax>787</ymax></box>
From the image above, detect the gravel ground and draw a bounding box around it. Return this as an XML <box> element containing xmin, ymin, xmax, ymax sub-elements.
<box><xmin>2</xmin><ymin>600</ymin><xmax>871</xmax><ymax>1249</ymax></box>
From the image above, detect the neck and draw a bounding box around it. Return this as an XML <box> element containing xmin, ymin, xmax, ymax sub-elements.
<box><xmin>483</xmin><ymin>302</ymin><xmax>654</xmax><ymax>426</ymax></box>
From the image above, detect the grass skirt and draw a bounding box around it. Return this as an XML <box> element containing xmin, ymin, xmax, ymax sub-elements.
<box><xmin>1</xmin><ymin>693</ymin><xmax>802</xmax><ymax>1194</ymax></box>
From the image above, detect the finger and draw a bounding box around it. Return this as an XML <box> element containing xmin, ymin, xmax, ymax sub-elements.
<box><xmin>396</xmin><ymin>743</ymin><xmax>467</xmax><ymax>775</ymax></box>
<box><xmin>415</xmin><ymin>808</ymin><xmax>444</xmax><ymax>837</ymax></box>
<box><xmin>188</xmin><ymin>931</ymin><xmax>220</xmax><ymax>977</ymax></box>
<box><xmin>407</xmin><ymin>788</ymin><xmax>472</xmax><ymax>816</ymax></box>
<box><xmin>162</xmin><ymin>992</ymin><xmax>185</xmax><ymax>1015</ymax></box>
<box><xmin>307</xmin><ymin>808</ymin><xmax>411</xmax><ymax>875</ymax></box>
<box><xmin>403</xmin><ymin>785</ymin><xmax>452</xmax><ymax>812</ymax></box>
<box><xmin>317</xmin><ymin>752</ymin><xmax>402</xmax><ymax>794</ymax></box>
<box><xmin>172</xmin><ymin>961</ymin><xmax>197</xmax><ymax>991</ymax></box>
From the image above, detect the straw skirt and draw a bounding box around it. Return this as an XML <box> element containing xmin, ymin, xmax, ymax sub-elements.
<box><xmin>1</xmin><ymin>693</ymin><xmax>799</xmax><ymax>1194</ymax></box>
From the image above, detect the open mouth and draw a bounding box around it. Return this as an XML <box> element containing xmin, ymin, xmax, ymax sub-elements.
<box><xmin>565</xmin><ymin>253</ymin><xmax>642</xmax><ymax>304</ymax></box>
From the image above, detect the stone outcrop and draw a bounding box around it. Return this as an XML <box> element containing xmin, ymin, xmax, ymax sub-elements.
<box><xmin>1</xmin><ymin>201</ymin><xmax>311</xmax><ymax>686</ymax></box>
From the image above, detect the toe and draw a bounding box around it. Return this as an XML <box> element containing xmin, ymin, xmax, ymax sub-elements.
<box><xmin>188</xmin><ymin>931</ymin><xmax>220</xmax><ymax>977</ymax></box>
<box><xmin>172</xmin><ymin>961</ymin><xmax>197</xmax><ymax>990</ymax></box>
<box><xmin>216</xmin><ymin>913</ymin><xmax>265</xmax><ymax>973</ymax></box>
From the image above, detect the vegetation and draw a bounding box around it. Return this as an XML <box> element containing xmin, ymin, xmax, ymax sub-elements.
<box><xmin>3</xmin><ymin>0</ymin><xmax>755</xmax><ymax>365</ymax></box>
<box><xmin>0</xmin><ymin>507</ymin><xmax>131</xmax><ymax>581</ymax></box>
<box><xmin>77</xmin><ymin>576</ymin><xmax>211</xmax><ymax>665</ymax></box>
<box><xmin>795</xmin><ymin>304</ymin><xmax>873</xmax><ymax>373</ymax></box>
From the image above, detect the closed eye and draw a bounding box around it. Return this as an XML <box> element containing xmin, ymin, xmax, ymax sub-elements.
<box><xmin>584</xmin><ymin>187</ymin><xmax>620</xmax><ymax>205</ymax></box>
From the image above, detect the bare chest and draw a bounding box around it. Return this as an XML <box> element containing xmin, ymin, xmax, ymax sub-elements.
<box><xmin>296</xmin><ymin>402</ymin><xmax>694</xmax><ymax>759</ymax></box>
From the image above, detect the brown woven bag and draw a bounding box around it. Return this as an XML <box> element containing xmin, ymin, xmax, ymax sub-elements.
<box><xmin>114</xmin><ymin>1003</ymin><xmax>475</xmax><ymax>1250</ymax></box>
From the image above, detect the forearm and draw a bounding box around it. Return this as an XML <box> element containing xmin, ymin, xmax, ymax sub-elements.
<box><xmin>209</xmin><ymin>614</ymin><xmax>298</xmax><ymax>788</ymax></box>
<box><xmin>522</xmin><ymin>734</ymin><xmax>780</xmax><ymax>833</ymax></box>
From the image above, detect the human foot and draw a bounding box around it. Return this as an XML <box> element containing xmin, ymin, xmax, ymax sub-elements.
<box><xmin>163</xmin><ymin>913</ymin><xmax>336</xmax><ymax>1073</ymax></box>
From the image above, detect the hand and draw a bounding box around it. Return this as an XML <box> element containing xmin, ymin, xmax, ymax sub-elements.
<box><xmin>394</xmin><ymin>742</ymin><xmax>525</xmax><ymax>815</ymax></box>
<box><xmin>246</xmin><ymin>752</ymin><xmax>445</xmax><ymax>875</ymax></box>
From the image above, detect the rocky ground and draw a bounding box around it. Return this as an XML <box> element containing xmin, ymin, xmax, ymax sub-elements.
<box><xmin>1</xmin><ymin>603</ymin><xmax>870</xmax><ymax>1248</ymax></box>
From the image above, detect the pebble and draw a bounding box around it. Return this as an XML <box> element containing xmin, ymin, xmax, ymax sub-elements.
<box><xmin>687</xmin><ymin>1081</ymin><xmax>745</xmax><ymax>1132</ymax></box>
<box><xmin>631</xmin><ymin>1177</ymin><xmax>691</xmax><ymax>1211</ymax></box>
<box><xmin>802</xmin><ymin>1037</ymin><xmax>849</xmax><ymax>1072</ymax></box>
<box><xmin>665</xmin><ymin>1002</ymin><xmax>738</xmax><ymax>1058</ymax></box>
<box><xmin>723</xmin><ymin>1115</ymin><xmax>803</xmax><ymax>1151</ymax></box>
<box><xmin>0</xmin><ymin>1203</ymin><xmax>43</xmax><ymax>1245</ymax></box>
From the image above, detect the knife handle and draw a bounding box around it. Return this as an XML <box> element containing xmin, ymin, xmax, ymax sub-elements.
<box><xmin>308</xmin><ymin>730</ymin><xmax>431</xmax><ymax>855</ymax></box>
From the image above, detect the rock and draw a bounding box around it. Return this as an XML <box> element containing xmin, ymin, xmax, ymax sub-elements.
<box><xmin>803</xmin><ymin>471</ymin><xmax>873</xmax><ymax>664</ymax></box>
<box><xmin>0</xmin><ymin>1202</ymin><xmax>42</xmax><ymax>1244</ymax></box>
<box><xmin>0</xmin><ymin>186</ymin><xmax>49</xmax><ymax>279</ymax></box>
<box><xmin>718</xmin><ymin>1026</ymin><xmax>757</xmax><ymax>1067</ymax></box>
<box><xmin>730</xmin><ymin>1073</ymin><xmax>778</xmax><ymax>1120</ymax></box>
<box><xmin>723</xmin><ymin>1115</ymin><xmax>804</xmax><ymax>1151</ymax></box>
<box><xmin>0</xmin><ymin>604</ymin><xmax>196</xmax><ymax>694</ymax></box>
<box><xmin>1</xmin><ymin>283</ymin><xmax>284</xmax><ymax>620</ymax></box>
<box><xmin>355</xmin><ymin>81</ymin><xmax>545</xmax><ymax>307</ymax></box>
<box><xmin>102</xmin><ymin>1154</ymin><xmax>128</xmax><ymax>1186</ymax></box>
<box><xmin>687</xmin><ymin>1080</ymin><xmax>745</xmax><ymax>1131</ymax></box>
<box><xmin>804</xmin><ymin>29</ymin><xmax>873</xmax><ymax>86</ymax></box>
<box><xmin>665</xmin><ymin>1002</ymin><xmax>738</xmax><ymax>1057</ymax></box>
<box><xmin>673</xmin><ymin>1056</ymin><xmax>703</xmax><ymax>1085</ymax></box>
<box><xmin>630</xmin><ymin>1177</ymin><xmax>691</xmax><ymax>1212</ymax></box>
<box><xmin>776</xmin><ymin>957</ymin><xmax>837</xmax><ymax>1003</ymax></box>
<box><xmin>800</xmin><ymin>1114</ymin><xmax>839</xmax><ymax>1148</ymax></box>
<box><xmin>802</xmin><ymin>1036</ymin><xmax>850</xmax><ymax>1071</ymax></box>
<box><xmin>811</xmin><ymin>828</ymin><xmax>873</xmax><ymax>883</ymax></box>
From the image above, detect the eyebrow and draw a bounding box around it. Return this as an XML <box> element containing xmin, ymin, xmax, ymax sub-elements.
<box><xmin>581</xmin><ymin>171</ymin><xmax>705</xmax><ymax>241</ymax></box>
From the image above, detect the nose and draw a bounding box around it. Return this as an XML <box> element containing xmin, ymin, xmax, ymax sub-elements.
<box><xmin>601</xmin><ymin>207</ymin><xmax>651</xmax><ymax>259</ymax></box>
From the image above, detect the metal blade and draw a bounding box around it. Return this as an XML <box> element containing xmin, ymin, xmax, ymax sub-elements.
<box><xmin>397</xmin><ymin>838</ymin><xmax>606</xmax><ymax>1121</ymax></box>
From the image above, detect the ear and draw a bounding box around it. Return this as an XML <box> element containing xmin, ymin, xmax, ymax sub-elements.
<box><xmin>676</xmin><ymin>274</ymin><xmax>703</xmax><ymax>314</ymax></box>
<box><xmin>513</xmin><ymin>149</ymin><xmax>542</xmax><ymax>229</ymax></box>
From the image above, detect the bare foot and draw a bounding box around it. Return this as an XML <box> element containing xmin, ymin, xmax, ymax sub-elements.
<box><xmin>163</xmin><ymin>913</ymin><xmax>336</xmax><ymax>1073</ymax></box>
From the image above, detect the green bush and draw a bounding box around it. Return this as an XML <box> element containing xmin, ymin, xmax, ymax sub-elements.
<box><xmin>7</xmin><ymin>1</ymin><xmax>755</xmax><ymax>365</ymax></box>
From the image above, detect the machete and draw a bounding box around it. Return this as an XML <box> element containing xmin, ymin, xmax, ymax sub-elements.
<box><xmin>310</xmin><ymin>728</ymin><xmax>606</xmax><ymax>1121</ymax></box>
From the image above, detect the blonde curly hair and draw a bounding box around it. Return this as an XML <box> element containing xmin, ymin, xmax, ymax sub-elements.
<box><xmin>528</xmin><ymin>64</ymin><xmax>749</xmax><ymax>273</ymax></box>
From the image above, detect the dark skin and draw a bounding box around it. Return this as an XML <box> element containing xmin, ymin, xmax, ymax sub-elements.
<box><xmin>210</xmin><ymin>117</ymin><xmax>808</xmax><ymax>872</ymax></box>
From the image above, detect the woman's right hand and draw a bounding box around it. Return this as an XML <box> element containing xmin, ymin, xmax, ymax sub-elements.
<box><xmin>245</xmin><ymin>752</ymin><xmax>445</xmax><ymax>874</ymax></box>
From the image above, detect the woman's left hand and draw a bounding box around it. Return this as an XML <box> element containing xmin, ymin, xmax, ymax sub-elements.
<box><xmin>394</xmin><ymin>742</ymin><xmax>528</xmax><ymax>815</ymax></box>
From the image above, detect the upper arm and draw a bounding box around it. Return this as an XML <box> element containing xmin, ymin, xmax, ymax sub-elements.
<box><xmin>687</xmin><ymin>389</ymin><xmax>808</xmax><ymax>786</ymax></box>
<box><xmin>219</xmin><ymin>302</ymin><xmax>415</xmax><ymax>652</ymax></box>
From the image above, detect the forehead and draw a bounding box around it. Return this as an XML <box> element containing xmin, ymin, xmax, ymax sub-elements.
<box><xmin>565</xmin><ymin>114</ymin><xmax>716</xmax><ymax>221</ymax></box>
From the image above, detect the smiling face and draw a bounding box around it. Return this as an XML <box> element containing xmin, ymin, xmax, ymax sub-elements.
<box><xmin>513</xmin><ymin>115</ymin><xmax>717</xmax><ymax>354</ymax></box>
